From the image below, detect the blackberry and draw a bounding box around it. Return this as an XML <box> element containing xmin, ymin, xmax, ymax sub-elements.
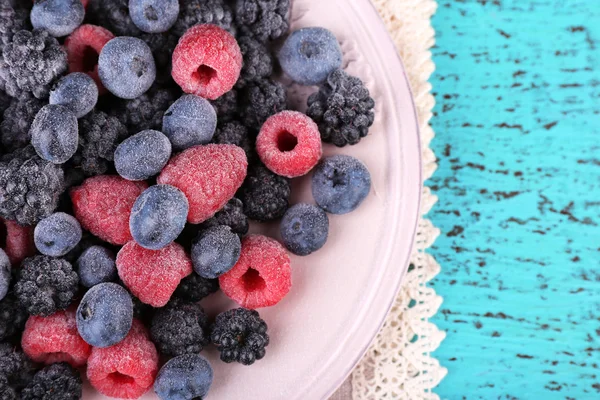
<box><xmin>172</xmin><ymin>272</ymin><xmax>219</xmax><ymax>303</ymax></box>
<box><xmin>0</xmin><ymin>29</ymin><xmax>67</xmax><ymax>99</ymax></box>
<box><xmin>307</xmin><ymin>69</ymin><xmax>375</xmax><ymax>147</ymax></box>
<box><xmin>0</xmin><ymin>90</ymin><xmax>10</xmax><ymax>116</ymax></box>
<box><xmin>236</xmin><ymin>35</ymin><xmax>273</xmax><ymax>88</ymax></box>
<box><xmin>234</xmin><ymin>0</ymin><xmax>289</xmax><ymax>42</ymax></box>
<box><xmin>210</xmin><ymin>89</ymin><xmax>239</xmax><ymax>122</ymax></box>
<box><xmin>112</xmin><ymin>84</ymin><xmax>179</xmax><ymax>133</ymax></box>
<box><xmin>150</xmin><ymin>300</ymin><xmax>210</xmax><ymax>357</ymax></box>
<box><xmin>212</xmin><ymin>121</ymin><xmax>255</xmax><ymax>163</ymax></box>
<box><xmin>0</xmin><ymin>294</ymin><xmax>27</xmax><ymax>342</ymax></box>
<box><xmin>200</xmin><ymin>197</ymin><xmax>249</xmax><ymax>236</ymax></box>
<box><xmin>0</xmin><ymin>374</ymin><xmax>16</xmax><ymax>400</ymax></box>
<box><xmin>0</xmin><ymin>1</ymin><xmax>30</xmax><ymax>52</ymax></box>
<box><xmin>240</xmin><ymin>78</ymin><xmax>286</xmax><ymax>130</ymax></box>
<box><xmin>0</xmin><ymin>97</ymin><xmax>44</xmax><ymax>153</ymax></box>
<box><xmin>0</xmin><ymin>146</ymin><xmax>65</xmax><ymax>226</ymax></box>
<box><xmin>15</xmin><ymin>255</ymin><xmax>79</xmax><ymax>316</ymax></box>
<box><xmin>87</xmin><ymin>0</ymin><xmax>141</xmax><ymax>36</ymax></box>
<box><xmin>239</xmin><ymin>164</ymin><xmax>290</xmax><ymax>221</ymax></box>
<box><xmin>173</xmin><ymin>0</ymin><xmax>234</xmax><ymax>37</ymax></box>
<box><xmin>0</xmin><ymin>343</ymin><xmax>34</xmax><ymax>393</ymax></box>
<box><xmin>140</xmin><ymin>31</ymin><xmax>179</xmax><ymax>82</ymax></box>
<box><xmin>211</xmin><ymin>308</ymin><xmax>269</xmax><ymax>365</ymax></box>
<box><xmin>21</xmin><ymin>363</ymin><xmax>82</xmax><ymax>400</ymax></box>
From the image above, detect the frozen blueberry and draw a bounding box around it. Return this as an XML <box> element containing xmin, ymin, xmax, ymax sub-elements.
<box><xmin>162</xmin><ymin>95</ymin><xmax>217</xmax><ymax>151</ymax></box>
<box><xmin>278</xmin><ymin>27</ymin><xmax>343</xmax><ymax>86</ymax></box>
<box><xmin>31</xmin><ymin>0</ymin><xmax>85</xmax><ymax>37</ymax></box>
<box><xmin>191</xmin><ymin>226</ymin><xmax>241</xmax><ymax>279</ymax></box>
<box><xmin>0</xmin><ymin>249</ymin><xmax>10</xmax><ymax>301</ymax></box>
<box><xmin>130</xmin><ymin>185</ymin><xmax>189</xmax><ymax>250</ymax></box>
<box><xmin>98</xmin><ymin>36</ymin><xmax>156</xmax><ymax>99</ymax></box>
<box><xmin>129</xmin><ymin>0</ymin><xmax>179</xmax><ymax>33</ymax></box>
<box><xmin>115</xmin><ymin>129</ymin><xmax>172</xmax><ymax>181</ymax></box>
<box><xmin>280</xmin><ymin>203</ymin><xmax>329</xmax><ymax>256</ymax></box>
<box><xmin>30</xmin><ymin>104</ymin><xmax>79</xmax><ymax>164</ymax></box>
<box><xmin>154</xmin><ymin>354</ymin><xmax>213</xmax><ymax>400</ymax></box>
<box><xmin>312</xmin><ymin>155</ymin><xmax>371</xmax><ymax>214</ymax></box>
<box><xmin>34</xmin><ymin>212</ymin><xmax>83</xmax><ymax>257</ymax></box>
<box><xmin>49</xmin><ymin>73</ymin><xmax>98</xmax><ymax>118</ymax></box>
<box><xmin>76</xmin><ymin>246</ymin><xmax>117</xmax><ymax>288</ymax></box>
<box><xmin>76</xmin><ymin>282</ymin><xmax>133</xmax><ymax>347</ymax></box>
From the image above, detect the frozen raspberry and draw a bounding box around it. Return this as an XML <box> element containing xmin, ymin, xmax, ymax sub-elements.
<box><xmin>70</xmin><ymin>176</ymin><xmax>148</xmax><ymax>245</ymax></box>
<box><xmin>220</xmin><ymin>235</ymin><xmax>291</xmax><ymax>309</ymax></box>
<box><xmin>256</xmin><ymin>111</ymin><xmax>322</xmax><ymax>178</ymax></box>
<box><xmin>172</xmin><ymin>24</ymin><xmax>242</xmax><ymax>100</ymax></box>
<box><xmin>116</xmin><ymin>241</ymin><xmax>192</xmax><ymax>307</ymax></box>
<box><xmin>1</xmin><ymin>219</ymin><xmax>35</xmax><ymax>265</ymax></box>
<box><xmin>157</xmin><ymin>144</ymin><xmax>248</xmax><ymax>224</ymax></box>
<box><xmin>64</xmin><ymin>24</ymin><xmax>115</xmax><ymax>93</ymax></box>
<box><xmin>87</xmin><ymin>319</ymin><xmax>158</xmax><ymax>399</ymax></box>
<box><xmin>21</xmin><ymin>308</ymin><xmax>91</xmax><ymax>367</ymax></box>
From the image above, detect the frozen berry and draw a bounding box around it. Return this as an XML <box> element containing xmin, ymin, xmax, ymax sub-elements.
<box><xmin>87</xmin><ymin>0</ymin><xmax>140</xmax><ymax>36</ymax></box>
<box><xmin>211</xmin><ymin>308</ymin><xmax>268</xmax><ymax>365</ymax></box>
<box><xmin>280</xmin><ymin>203</ymin><xmax>328</xmax><ymax>256</ymax></box>
<box><xmin>129</xmin><ymin>185</ymin><xmax>189</xmax><ymax>250</ymax></box>
<box><xmin>21</xmin><ymin>308</ymin><xmax>91</xmax><ymax>367</ymax></box>
<box><xmin>21</xmin><ymin>362</ymin><xmax>82</xmax><ymax>400</ymax></box>
<box><xmin>172</xmin><ymin>24</ymin><xmax>242</xmax><ymax>100</ymax></box>
<box><xmin>192</xmin><ymin>226</ymin><xmax>241</xmax><ymax>279</ymax></box>
<box><xmin>154</xmin><ymin>354</ymin><xmax>213</xmax><ymax>400</ymax></box>
<box><xmin>0</xmin><ymin>249</ymin><xmax>9</xmax><ymax>301</ymax></box>
<box><xmin>157</xmin><ymin>144</ymin><xmax>248</xmax><ymax>224</ymax></box>
<box><xmin>0</xmin><ymin>294</ymin><xmax>28</xmax><ymax>342</ymax></box>
<box><xmin>239</xmin><ymin>164</ymin><xmax>290</xmax><ymax>221</ymax></box>
<box><xmin>162</xmin><ymin>94</ymin><xmax>217</xmax><ymax>151</ymax></box>
<box><xmin>70</xmin><ymin>176</ymin><xmax>148</xmax><ymax>245</ymax></box>
<box><xmin>129</xmin><ymin>0</ymin><xmax>179</xmax><ymax>33</ymax></box>
<box><xmin>312</xmin><ymin>155</ymin><xmax>371</xmax><ymax>214</ymax></box>
<box><xmin>278</xmin><ymin>27</ymin><xmax>342</xmax><ymax>86</ymax></box>
<box><xmin>34</xmin><ymin>212</ymin><xmax>82</xmax><ymax>257</ymax></box>
<box><xmin>173</xmin><ymin>0</ymin><xmax>234</xmax><ymax>36</ymax></box>
<box><xmin>30</xmin><ymin>0</ymin><xmax>85</xmax><ymax>37</ymax></box>
<box><xmin>0</xmin><ymin>97</ymin><xmax>43</xmax><ymax>153</ymax></box>
<box><xmin>234</xmin><ymin>0</ymin><xmax>289</xmax><ymax>42</ymax></box>
<box><xmin>0</xmin><ymin>343</ymin><xmax>35</xmax><ymax>394</ymax></box>
<box><xmin>87</xmin><ymin>319</ymin><xmax>158</xmax><ymax>399</ymax></box>
<box><xmin>117</xmin><ymin>241</ymin><xmax>192</xmax><ymax>307</ymax></box>
<box><xmin>1</xmin><ymin>219</ymin><xmax>35</xmax><ymax>266</ymax></box>
<box><xmin>199</xmin><ymin>197</ymin><xmax>249</xmax><ymax>237</ymax></box>
<box><xmin>256</xmin><ymin>110</ymin><xmax>321</xmax><ymax>178</ymax></box>
<box><xmin>114</xmin><ymin>130</ymin><xmax>172</xmax><ymax>181</ymax></box>
<box><xmin>77</xmin><ymin>282</ymin><xmax>134</xmax><ymax>347</ymax></box>
<box><xmin>30</xmin><ymin>104</ymin><xmax>79</xmax><ymax>164</ymax></box>
<box><xmin>172</xmin><ymin>272</ymin><xmax>219</xmax><ymax>302</ymax></box>
<box><xmin>239</xmin><ymin>78</ymin><xmax>287</xmax><ymax>130</ymax></box>
<box><xmin>212</xmin><ymin>120</ymin><xmax>255</xmax><ymax>162</ymax></box>
<box><xmin>236</xmin><ymin>35</ymin><xmax>273</xmax><ymax>88</ymax></box>
<box><xmin>49</xmin><ymin>72</ymin><xmax>98</xmax><ymax>118</ymax></box>
<box><xmin>99</xmin><ymin>36</ymin><xmax>156</xmax><ymax>99</ymax></box>
<box><xmin>220</xmin><ymin>235</ymin><xmax>291</xmax><ymax>309</ymax></box>
<box><xmin>76</xmin><ymin>245</ymin><xmax>117</xmax><ymax>287</ymax></box>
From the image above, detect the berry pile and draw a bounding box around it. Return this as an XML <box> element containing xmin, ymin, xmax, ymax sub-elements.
<box><xmin>0</xmin><ymin>0</ymin><xmax>376</xmax><ymax>398</ymax></box>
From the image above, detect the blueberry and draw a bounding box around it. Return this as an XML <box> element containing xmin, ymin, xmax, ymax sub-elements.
<box><xmin>31</xmin><ymin>0</ymin><xmax>85</xmax><ymax>37</ymax></box>
<box><xmin>312</xmin><ymin>155</ymin><xmax>371</xmax><ymax>214</ymax></box>
<box><xmin>34</xmin><ymin>212</ymin><xmax>82</xmax><ymax>257</ymax></box>
<box><xmin>76</xmin><ymin>282</ymin><xmax>133</xmax><ymax>347</ymax></box>
<box><xmin>278</xmin><ymin>27</ymin><xmax>343</xmax><ymax>86</ymax></box>
<box><xmin>162</xmin><ymin>95</ymin><xmax>217</xmax><ymax>151</ymax></box>
<box><xmin>0</xmin><ymin>249</ymin><xmax>10</xmax><ymax>301</ymax></box>
<box><xmin>76</xmin><ymin>246</ymin><xmax>117</xmax><ymax>288</ymax></box>
<box><xmin>30</xmin><ymin>104</ymin><xmax>79</xmax><ymax>164</ymax></box>
<box><xmin>129</xmin><ymin>0</ymin><xmax>179</xmax><ymax>33</ymax></box>
<box><xmin>130</xmin><ymin>185</ymin><xmax>189</xmax><ymax>250</ymax></box>
<box><xmin>115</xmin><ymin>129</ymin><xmax>172</xmax><ymax>181</ymax></box>
<box><xmin>280</xmin><ymin>203</ymin><xmax>329</xmax><ymax>256</ymax></box>
<box><xmin>154</xmin><ymin>354</ymin><xmax>213</xmax><ymax>400</ymax></box>
<box><xmin>49</xmin><ymin>73</ymin><xmax>98</xmax><ymax>118</ymax></box>
<box><xmin>98</xmin><ymin>36</ymin><xmax>156</xmax><ymax>99</ymax></box>
<box><xmin>191</xmin><ymin>226</ymin><xmax>241</xmax><ymax>279</ymax></box>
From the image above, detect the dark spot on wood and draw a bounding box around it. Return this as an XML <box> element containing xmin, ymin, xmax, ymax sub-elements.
<box><xmin>491</xmin><ymin>331</ymin><xmax>501</xmax><ymax>337</ymax></box>
<box><xmin>447</xmin><ymin>226</ymin><xmax>464</xmax><ymax>237</ymax></box>
<box><xmin>543</xmin><ymin>370</ymin><xmax>556</xmax><ymax>375</ymax></box>
<box><xmin>517</xmin><ymin>354</ymin><xmax>533</xmax><ymax>359</ymax></box>
<box><xmin>543</xmin><ymin>121</ymin><xmax>558</xmax><ymax>130</ymax></box>
<box><xmin>478</xmin><ymin>261</ymin><xmax>486</xmax><ymax>267</ymax></box>
<box><xmin>494</xmin><ymin>191</ymin><xmax>521</xmax><ymax>200</ymax></box>
<box><xmin>533</xmin><ymin>230</ymin><xmax>546</xmax><ymax>235</ymax></box>
<box><xmin>494</xmin><ymin>122</ymin><xmax>524</xmax><ymax>132</ymax></box>
<box><xmin>562</xmin><ymin>351</ymin><xmax>574</xmax><ymax>356</ymax></box>
<box><xmin>474</xmin><ymin>321</ymin><xmax>483</xmax><ymax>329</ymax></box>
<box><xmin>568</xmin><ymin>26</ymin><xmax>585</xmax><ymax>32</ymax></box>
<box><xmin>572</xmin><ymin>256</ymin><xmax>580</xmax><ymax>262</ymax></box>
<box><xmin>514</xmin><ymin>171</ymin><xmax>523</xmax><ymax>176</ymax></box>
<box><xmin>449</xmin><ymin>280</ymin><xmax>457</xmax><ymax>285</ymax></box>
<box><xmin>560</xmin><ymin>83</ymin><xmax>583</xmax><ymax>88</ymax></box>
<box><xmin>569</xmin><ymin>288</ymin><xmax>584</xmax><ymax>294</ymax></box>
<box><xmin>497</xmin><ymin>29</ymin><xmax>511</xmax><ymax>38</ymax></box>
<box><xmin>513</xmin><ymin>70</ymin><xmax>526</xmax><ymax>77</ymax></box>
<box><xmin>443</xmin><ymin>144</ymin><xmax>451</xmax><ymax>157</ymax></box>
<box><xmin>466</xmin><ymin>162</ymin><xmax>485</xmax><ymax>171</ymax></box>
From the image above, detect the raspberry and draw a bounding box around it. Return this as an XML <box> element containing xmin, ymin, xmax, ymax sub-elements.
<box><xmin>256</xmin><ymin>111</ymin><xmax>322</xmax><ymax>178</ymax></box>
<box><xmin>1</xmin><ymin>218</ymin><xmax>35</xmax><ymax>265</ymax></box>
<box><xmin>116</xmin><ymin>241</ymin><xmax>192</xmax><ymax>307</ymax></box>
<box><xmin>172</xmin><ymin>24</ymin><xmax>242</xmax><ymax>100</ymax></box>
<box><xmin>157</xmin><ymin>144</ymin><xmax>248</xmax><ymax>224</ymax></box>
<box><xmin>87</xmin><ymin>319</ymin><xmax>158</xmax><ymax>399</ymax></box>
<box><xmin>64</xmin><ymin>24</ymin><xmax>115</xmax><ymax>93</ymax></box>
<box><xmin>21</xmin><ymin>308</ymin><xmax>91</xmax><ymax>367</ymax></box>
<box><xmin>220</xmin><ymin>235</ymin><xmax>291</xmax><ymax>309</ymax></box>
<box><xmin>70</xmin><ymin>176</ymin><xmax>148</xmax><ymax>245</ymax></box>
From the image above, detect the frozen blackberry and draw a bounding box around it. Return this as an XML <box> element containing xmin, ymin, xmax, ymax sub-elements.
<box><xmin>173</xmin><ymin>0</ymin><xmax>234</xmax><ymax>36</ymax></box>
<box><xmin>211</xmin><ymin>89</ymin><xmax>239</xmax><ymax>122</ymax></box>
<box><xmin>0</xmin><ymin>343</ymin><xmax>34</xmax><ymax>393</ymax></box>
<box><xmin>112</xmin><ymin>84</ymin><xmax>179</xmax><ymax>133</ymax></box>
<box><xmin>212</xmin><ymin>121</ymin><xmax>255</xmax><ymax>163</ymax></box>
<box><xmin>234</xmin><ymin>0</ymin><xmax>289</xmax><ymax>42</ymax></box>
<box><xmin>0</xmin><ymin>1</ymin><xmax>30</xmax><ymax>52</ymax></box>
<box><xmin>211</xmin><ymin>308</ymin><xmax>269</xmax><ymax>365</ymax></box>
<box><xmin>200</xmin><ymin>197</ymin><xmax>249</xmax><ymax>236</ymax></box>
<box><xmin>0</xmin><ymin>90</ymin><xmax>11</xmax><ymax>116</ymax></box>
<box><xmin>150</xmin><ymin>300</ymin><xmax>210</xmax><ymax>357</ymax></box>
<box><xmin>239</xmin><ymin>164</ymin><xmax>290</xmax><ymax>221</ymax></box>
<box><xmin>307</xmin><ymin>69</ymin><xmax>375</xmax><ymax>147</ymax></box>
<box><xmin>236</xmin><ymin>35</ymin><xmax>273</xmax><ymax>88</ymax></box>
<box><xmin>173</xmin><ymin>272</ymin><xmax>219</xmax><ymax>303</ymax></box>
<box><xmin>240</xmin><ymin>78</ymin><xmax>286</xmax><ymax>130</ymax></box>
<box><xmin>0</xmin><ymin>294</ymin><xmax>28</xmax><ymax>342</ymax></box>
<box><xmin>0</xmin><ymin>29</ymin><xmax>68</xmax><ymax>99</ymax></box>
<box><xmin>0</xmin><ymin>146</ymin><xmax>65</xmax><ymax>226</ymax></box>
<box><xmin>87</xmin><ymin>0</ymin><xmax>141</xmax><ymax>36</ymax></box>
<box><xmin>140</xmin><ymin>31</ymin><xmax>179</xmax><ymax>82</ymax></box>
<box><xmin>21</xmin><ymin>362</ymin><xmax>82</xmax><ymax>400</ymax></box>
<box><xmin>15</xmin><ymin>255</ymin><xmax>79</xmax><ymax>316</ymax></box>
<box><xmin>0</xmin><ymin>97</ymin><xmax>44</xmax><ymax>153</ymax></box>
<box><xmin>0</xmin><ymin>374</ymin><xmax>16</xmax><ymax>400</ymax></box>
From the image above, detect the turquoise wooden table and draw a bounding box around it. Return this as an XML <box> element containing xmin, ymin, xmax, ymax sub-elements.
<box><xmin>429</xmin><ymin>0</ymin><xmax>600</xmax><ymax>398</ymax></box>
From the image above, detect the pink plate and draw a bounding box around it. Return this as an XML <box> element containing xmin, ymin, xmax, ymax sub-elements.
<box><xmin>87</xmin><ymin>0</ymin><xmax>421</xmax><ymax>398</ymax></box>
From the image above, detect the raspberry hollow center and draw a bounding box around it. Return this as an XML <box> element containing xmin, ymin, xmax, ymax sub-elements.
<box><xmin>82</xmin><ymin>46</ymin><xmax>99</xmax><ymax>72</ymax></box>
<box><xmin>276</xmin><ymin>131</ymin><xmax>298</xmax><ymax>152</ymax></box>
<box><xmin>242</xmin><ymin>268</ymin><xmax>266</xmax><ymax>292</ymax></box>
<box><xmin>192</xmin><ymin>65</ymin><xmax>218</xmax><ymax>87</ymax></box>
<box><xmin>108</xmin><ymin>372</ymin><xmax>136</xmax><ymax>386</ymax></box>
